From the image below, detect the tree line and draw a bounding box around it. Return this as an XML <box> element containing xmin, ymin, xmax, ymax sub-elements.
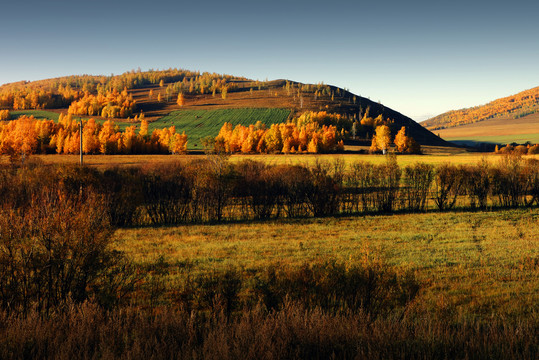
<box><xmin>1</xmin><ymin>155</ymin><xmax>535</xmax><ymax>228</ymax></box>
<box><xmin>213</xmin><ymin>121</ymin><xmax>344</xmax><ymax>154</ymax></box>
<box><xmin>0</xmin><ymin>115</ymin><xmax>187</xmax><ymax>160</ymax></box>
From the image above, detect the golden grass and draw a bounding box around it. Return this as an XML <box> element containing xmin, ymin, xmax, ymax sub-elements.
<box><xmin>113</xmin><ymin>208</ymin><xmax>539</xmax><ymax>319</ymax></box>
<box><xmin>11</xmin><ymin>151</ymin><xmax>538</xmax><ymax>169</ymax></box>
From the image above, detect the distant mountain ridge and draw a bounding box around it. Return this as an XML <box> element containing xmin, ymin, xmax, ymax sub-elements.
<box><xmin>423</xmin><ymin>86</ymin><xmax>539</xmax><ymax>131</ymax></box>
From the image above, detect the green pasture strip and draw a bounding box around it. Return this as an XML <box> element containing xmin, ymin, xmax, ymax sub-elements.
<box><xmin>10</xmin><ymin>110</ymin><xmax>60</xmax><ymax>121</ymax></box>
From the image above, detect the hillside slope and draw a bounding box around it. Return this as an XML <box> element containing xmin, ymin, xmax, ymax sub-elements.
<box><xmin>423</xmin><ymin>86</ymin><xmax>539</xmax><ymax>131</ymax></box>
<box><xmin>433</xmin><ymin>112</ymin><xmax>539</xmax><ymax>147</ymax></box>
<box><xmin>1</xmin><ymin>70</ymin><xmax>451</xmax><ymax>147</ymax></box>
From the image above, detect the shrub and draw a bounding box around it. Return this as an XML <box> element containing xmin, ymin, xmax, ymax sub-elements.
<box><xmin>275</xmin><ymin>165</ymin><xmax>312</xmax><ymax>218</ymax></box>
<box><xmin>305</xmin><ymin>160</ymin><xmax>342</xmax><ymax>216</ymax></box>
<box><xmin>490</xmin><ymin>155</ymin><xmax>526</xmax><ymax>207</ymax></box>
<box><xmin>234</xmin><ymin>161</ymin><xmax>284</xmax><ymax>219</ymax></box>
<box><xmin>528</xmin><ymin>144</ymin><xmax>539</xmax><ymax>154</ymax></box>
<box><xmin>141</xmin><ymin>163</ymin><xmax>193</xmax><ymax>225</ymax></box>
<box><xmin>461</xmin><ymin>161</ymin><xmax>490</xmax><ymax>209</ymax></box>
<box><xmin>373</xmin><ymin>156</ymin><xmax>401</xmax><ymax>212</ymax></box>
<box><xmin>402</xmin><ymin>163</ymin><xmax>434</xmax><ymax>211</ymax></box>
<box><xmin>0</xmin><ymin>191</ymin><xmax>114</xmax><ymax>314</ymax></box>
<box><xmin>433</xmin><ymin>163</ymin><xmax>463</xmax><ymax>210</ymax></box>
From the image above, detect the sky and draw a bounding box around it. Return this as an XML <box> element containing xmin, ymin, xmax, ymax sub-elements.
<box><xmin>1</xmin><ymin>0</ymin><xmax>538</xmax><ymax>121</ymax></box>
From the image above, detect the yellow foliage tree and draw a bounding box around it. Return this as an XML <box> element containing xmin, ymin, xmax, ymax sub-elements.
<box><xmin>177</xmin><ymin>93</ymin><xmax>184</xmax><ymax>107</ymax></box>
<box><xmin>372</xmin><ymin>125</ymin><xmax>391</xmax><ymax>153</ymax></box>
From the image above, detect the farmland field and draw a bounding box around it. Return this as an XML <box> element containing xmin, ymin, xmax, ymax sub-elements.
<box><xmin>150</xmin><ymin>108</ymin><xmax>291</xmax><ymax>149</ymax></box>
<box><xmin>113</xmin><ymin>207</ymin><xmax>539</xmax><ymax>320</ymax></box>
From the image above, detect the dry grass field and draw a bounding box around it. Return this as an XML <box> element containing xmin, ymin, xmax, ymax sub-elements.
<box><xmin>8</xmin><ymin>149</ymin><xmax>537</xmax><ymax>169</ymax></box>
<box><xmin>113</xmin><ymin>207</ymin><xmax>539</xmax><ymax>320</ymax></box>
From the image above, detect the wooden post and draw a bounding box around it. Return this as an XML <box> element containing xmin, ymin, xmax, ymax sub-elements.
<box><xmin>79</xmin><ymin>121</ymin><xmax>83</xmax><ymax>166</ymax></box>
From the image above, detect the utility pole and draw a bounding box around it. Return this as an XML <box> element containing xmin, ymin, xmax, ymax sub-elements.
<box><xmin>79</xmin><ymin>121</ymin><xmax>83</xmax><ymax>166</ymax></box>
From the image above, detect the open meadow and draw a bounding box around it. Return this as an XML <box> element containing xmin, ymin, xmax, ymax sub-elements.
<box><xmin>112</xmin><ymin>207</ymin><xmax>539</xmax><ymax>319</ymax></box>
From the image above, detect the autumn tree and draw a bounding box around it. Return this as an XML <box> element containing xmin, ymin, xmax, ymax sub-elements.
<box><xmin>177</xmin><ymin>93</ymin><xmax>184</xmax><ymax>107</ymax></box>
<box><xmin>139</xmin><ymin>119</ymin><xmax>149</xmax><ymax>137</ymax></box>
<box><xmin>394</xmin><ymin>126</ymin><xmax>421</xmax><ymax>154</ymax></box>
<box><xmin>371</xmin><ymin>125</ymin><xmax>391</xmax><ymax>154</ymax></box>
<box><xmin>0</xmin><ymin>110</ymin><xmax>9</xmax><ymax>120</ymax></box>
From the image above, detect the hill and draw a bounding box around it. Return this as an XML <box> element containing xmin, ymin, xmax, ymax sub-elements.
<box><xmin>422</xmin><ymin>86</ymin><xmax>539</xmax><ymax>131</ymax></box>
<box><xmin>432</xmin><ymin>112</ymin><xmax>539</xmax><ymax>147</ymax></box>
<box><xmin>0</xmin><ymin>69</ymin><xmax>451</xmax><ymax>148</ymax></box>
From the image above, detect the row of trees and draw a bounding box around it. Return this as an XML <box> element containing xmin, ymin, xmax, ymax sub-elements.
<box><xmin>0</xmin><ymin>115</ymin><xmax>187</xmax><ymax>159</ymax></box>
<box><xmin>213</xmin><ymin>121</ymin><xmax>345</xmax><ymax>154</ymax></box>
<box><xmin>2</xmin><ymin>155</ymin><xmax>535</xmax><ymax>227</ymax></box>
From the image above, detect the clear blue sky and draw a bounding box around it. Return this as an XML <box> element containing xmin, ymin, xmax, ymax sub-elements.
<box><xmin>1</xmin><ymin>0</ymin><xmax>538</xmax><ymax>121</ymax></box>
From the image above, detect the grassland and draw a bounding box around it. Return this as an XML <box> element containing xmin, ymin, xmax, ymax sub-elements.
<box><xmin>150</xmin><ymin>108</ymin><xmax>291</xmax><ymax>149</ymax></box>
<box><xmin>12</xmin><ymin>151</ymin><xmax>539</xmax><ymax>169</ymax></box>
<box><xmin>113</xmin><ymin>207</ymin><xmax>539</xmax><ymax>320</ymax></box>
<box><xmin>10</xmin><ymin>110</ymin><xmax>61</xmax><ymax>121</ymax></box>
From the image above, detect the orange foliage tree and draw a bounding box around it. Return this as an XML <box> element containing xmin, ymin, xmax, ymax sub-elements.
<box><xmin>177</xmin><ymin>93</ymin><xmax>184</xmax><ymax>107</ymax></box>
<box><xmin>0</xmin><ymin>110</ymin><xmax>10</xmax><ymax>120</ymax></box>
<box><xmin>394</xmin><ymin>126</ymin><xmax>421</xmax><ymax>154</ymax></box>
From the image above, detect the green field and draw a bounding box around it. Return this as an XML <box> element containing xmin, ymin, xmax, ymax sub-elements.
<box><xmin>150</xmin><ymin>108</ymin><xmax>291</xmax><ymax>149</ymax></box>
<box><xmin>10</xmin><ymin>110</ymin><xmax>60</xmax><ymax>121</ymax></box>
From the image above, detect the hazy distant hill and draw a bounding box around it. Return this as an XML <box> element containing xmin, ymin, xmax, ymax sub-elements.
<box><xmin>0</xmin><ymin>69</ymin><xmax>450</xmax><ymax>147</ymax></box>
<box><xmin>422</xmin><ymin>86</ymin><xmax>539</xmax><ymax>131</ymax></box>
